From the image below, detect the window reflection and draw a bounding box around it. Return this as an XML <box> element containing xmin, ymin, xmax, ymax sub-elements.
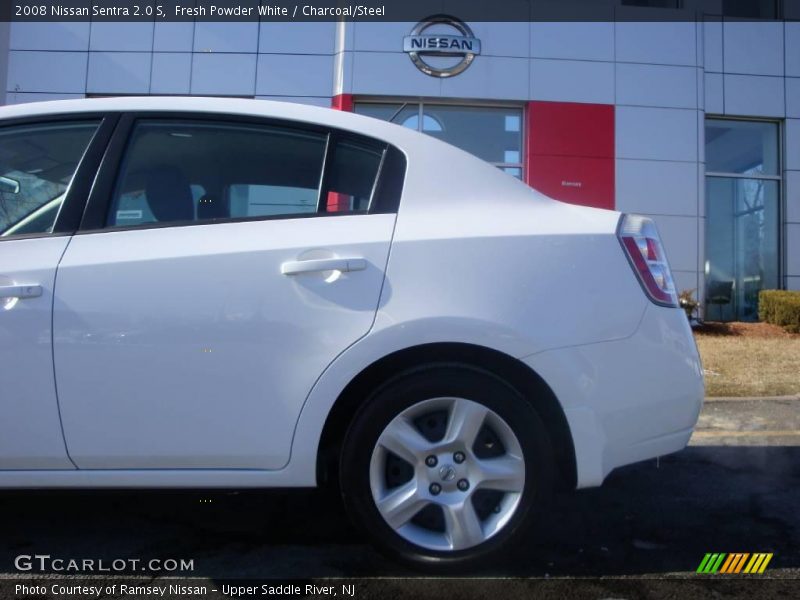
<box><xmin>356</xmin><ymin>102</ymin><xmax>524</xmax><ymax>175</ymax></box>
<box><xmin>705</xmin><ymin>119</ymin><xmax>780</xmax><ymax>322</ymax></box>
<box><xmin>706</xmin><ymin>119</ymin><xmax>779</xmax><ymax>175</ymax></box>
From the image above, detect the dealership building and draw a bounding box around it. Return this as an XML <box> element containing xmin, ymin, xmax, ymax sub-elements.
<box><xmin>0</xmin><ymin>2</ymin><xmax>798</xmax><ymax>320</ymax></box>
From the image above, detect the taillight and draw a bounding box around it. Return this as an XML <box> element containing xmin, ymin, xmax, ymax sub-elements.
<box><xmin>617</xmin><ymin>214</ymin><xmax>678</xmax><ymax>307</ymax></box>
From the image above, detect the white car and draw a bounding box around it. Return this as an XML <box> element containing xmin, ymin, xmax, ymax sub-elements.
<box><xmin>0</xmin><ymin>97</ymin><xmax>703</xmax><ymax>569</ymax></box>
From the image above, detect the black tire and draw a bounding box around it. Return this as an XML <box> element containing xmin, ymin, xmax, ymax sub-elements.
<box><xmin>339</xmin><ymin>364</ymin><xmax>554</xmax><ymax>571</ymax></box>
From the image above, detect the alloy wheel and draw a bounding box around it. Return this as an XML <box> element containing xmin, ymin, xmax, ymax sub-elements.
<box><xmin>369</xmin><ymin>397</ymin><xmax>526</xmax><ymax>552</ymax></box>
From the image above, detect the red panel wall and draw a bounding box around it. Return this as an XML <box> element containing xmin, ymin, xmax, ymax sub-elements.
<box><xmin>331</xmin><ymin>93</ymin><xmax>354</xmax><ymax>112</ymax></box>
<box><xmin>525</xmin><ymin>101</ymin><xmax>615</xmax><ymax>210</ymax></box>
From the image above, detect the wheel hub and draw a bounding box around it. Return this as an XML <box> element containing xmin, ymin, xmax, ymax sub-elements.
<box><xmin>438</xmin><ymin>464</ymin><xmax>456</xmax><ymax>482</ymax></box>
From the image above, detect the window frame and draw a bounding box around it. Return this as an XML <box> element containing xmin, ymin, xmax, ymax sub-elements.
<box><xmin>0</xmin><ymin>113</ymin><xmax>119</xmax><ymax>242</ymax></box>
<box><xmin>79</xmin><ymin>111</ymin><xmax>406</xmax><ymax>234</ymax></box>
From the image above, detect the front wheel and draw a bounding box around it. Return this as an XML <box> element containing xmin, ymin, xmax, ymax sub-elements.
<box><xmin>339</xmin><ymin>365</ymin><xmax>554</xmax><ymax>570</ymax></box>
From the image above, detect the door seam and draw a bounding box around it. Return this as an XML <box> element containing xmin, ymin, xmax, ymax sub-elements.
<box><xmin>51</xmin><ymin>234</ymin><xmax>79</xmax><ymax>469</ymax></box>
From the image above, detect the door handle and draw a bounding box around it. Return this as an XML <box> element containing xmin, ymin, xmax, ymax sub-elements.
<box><xmin>0</xmin><ymin>284</ymin><xmax>43</xmax><ymax>299</ymax></box>
<box><xmin>281</xmin><ymin>258</ymin><xmax>367</xmax><ymax>276</ymax></box>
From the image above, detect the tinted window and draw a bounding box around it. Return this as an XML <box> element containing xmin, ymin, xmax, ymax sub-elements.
<box><xmin>323</xmin><ymin>139</ymin><xmax>384</xmax><ymax>212</ymax></box>
<box><xmin>107</xmin><ymin>120</ymin><xmax>386</xmax><ymax>228</ymax></box>
<box><xmin>0</xmin><ymin>121</ymin><xmax>99</xmax><ymax>237</ymax></box>
<box><xmin>228</xmin><ymin>183</ymin><xmax>318</xmax><ymax>218</ymax></box>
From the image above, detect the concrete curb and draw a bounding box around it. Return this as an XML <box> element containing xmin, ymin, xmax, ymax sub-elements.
<box><xmin>704</xmin><ymin>395</ymin><xmax>800</xmax><ymax>402</ymax></box>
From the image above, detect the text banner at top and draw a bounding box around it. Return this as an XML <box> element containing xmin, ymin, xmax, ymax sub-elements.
<box><xmin>2</xmin><ymin>0</ymin><xmax>796</xmax><ymax>23</ymax></box>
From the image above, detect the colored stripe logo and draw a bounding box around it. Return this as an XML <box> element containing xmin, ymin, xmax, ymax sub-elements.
<box><xmin>697</xmin><ymin>553</ymin><xmax>773</xmax><ymax>574</ymax></box>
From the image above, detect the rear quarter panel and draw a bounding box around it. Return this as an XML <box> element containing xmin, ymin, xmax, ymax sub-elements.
<box><xmin>290</xmin><ymin>145</ymin><xmax>650</xmax><ymax>484</ymax></box>
<box><xmin>378</xmin><ymin>169</ymin><xmax>649</xmax><ymax>356</ymax></box>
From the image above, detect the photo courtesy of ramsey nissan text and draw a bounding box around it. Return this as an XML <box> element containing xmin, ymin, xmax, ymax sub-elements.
<box><xmin>0</xmin><ymin>1</ymin><xmax>798</xmax><ymax>599</ymax></box>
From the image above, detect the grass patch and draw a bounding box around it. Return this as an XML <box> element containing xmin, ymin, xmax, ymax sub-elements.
<box><xmin>695</xmin><ymin>322</ymin><xmax>800</xmax><ymax>397</ymax></box>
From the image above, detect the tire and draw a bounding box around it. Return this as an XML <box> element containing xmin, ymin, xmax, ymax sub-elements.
<box><xmin>339</xmin><ymin>364</ymin><xmax>554</xmax><ymax>571</ymax></box>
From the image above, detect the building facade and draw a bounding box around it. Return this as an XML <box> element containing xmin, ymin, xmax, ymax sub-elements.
<box><xmin>2</xmin><ymin>3</ymin><xmax>799</xmax><ymax>319</ymax></box>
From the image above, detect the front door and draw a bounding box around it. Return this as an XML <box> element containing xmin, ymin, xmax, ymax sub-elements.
<box><xmin>53</xmin><ymin>116</ymin><xmax>398</xmax><ymax>469</ymax></box>
<box><xmin>0</xmin><ymin>119</ymin><xmax>101</xmax><ymax>469</ymax></box>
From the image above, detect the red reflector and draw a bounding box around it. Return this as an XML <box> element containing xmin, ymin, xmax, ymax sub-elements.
<box><xmin>645</xmin><ymin>238</ymin><xmax>660</xmax><ymax>262</ymax></box>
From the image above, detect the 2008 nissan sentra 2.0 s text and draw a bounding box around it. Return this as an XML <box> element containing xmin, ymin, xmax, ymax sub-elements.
<box><xmin>0</xmin><ymin>97</ymin><xmax>703</xmax><ymax>570</ymax></box>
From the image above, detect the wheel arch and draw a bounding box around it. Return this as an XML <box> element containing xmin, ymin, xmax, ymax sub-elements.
<box><xmin>316</xmin><ymin>342</ymin><xmax>577</xmax><ymax>491</ymax></box>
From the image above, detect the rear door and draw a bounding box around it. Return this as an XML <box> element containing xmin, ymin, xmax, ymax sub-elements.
<box><xmin>0</xmin><ymin>116</ymin><xmax>113</xmax><ymax>469</ymax></box>
<box><xmin>53</xmin><ymin>114</ymin><xmax>404</xmax><ymax>469</ymax></box>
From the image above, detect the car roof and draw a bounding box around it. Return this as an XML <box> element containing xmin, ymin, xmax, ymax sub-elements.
<box><xmin>0</xmin><ymin>96</ymin><xmax>420</xmax><ymax>147</ymax></box>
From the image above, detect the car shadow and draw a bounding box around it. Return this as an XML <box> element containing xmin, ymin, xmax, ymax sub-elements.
<box><xmin>0</xmin><ymin>446</ymin><xmax>797</xmax><ymax>578</ymax></box>
<box><xmin>506</xmin><ymin>445</ymin><xmax>800</xmax><ymax>577</ymax></box>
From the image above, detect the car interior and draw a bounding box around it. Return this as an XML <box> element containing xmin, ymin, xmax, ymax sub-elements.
<box><xmin>109</xmin><ymin>121</ymin><xmax>384</xmax><ymax>228</ymax></box>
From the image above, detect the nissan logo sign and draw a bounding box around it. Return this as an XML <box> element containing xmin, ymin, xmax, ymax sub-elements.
<box><xmin>403</xmin><ymin>16</ymin><xmax>481</xmax><ymax>78</ymax></box>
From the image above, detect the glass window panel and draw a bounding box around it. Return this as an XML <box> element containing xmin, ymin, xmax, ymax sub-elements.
<box><xmin>706</xmin><ymin>119</ymin><xmax>779</xmax><ymax>176</ymax></box>
<box><xmin>705</xmin><ymin>177</ymin><xmax>779</xmax><ymax>321</ymax></box>
<box><xmin>0</xmin><ymin>121</ymin><xmax>99</xmax><ymax>237</ymax></box>
<box><xmin>355</xmin><ymin>103</ymin><xmax>523</xmax><ymax>171</ymax></box>
<box><xmin>107</xmin><ymin>120</ymin><xmax>328</xmax><ymax>227</ymax></box>
<box><xmin>322</xmin><ymin>138</ymin><xmax>384</xmax><ymax>212</ymax></box>
<box><xmin>402</xmin><ymin>113</ymin><xmax>444</xmax><ymax>132</ymax></box>
<box><xmin>229</xmin><ymin>184</ymin><xmax>318</xmax><ymax>218</ymax></box>
<box><xmin>420</xmin><ymin>105</ymin><xmax>523</xmax><ymax>164</ymax></box>
<box><xmin>355</xmin><ymin>103</ymin><xmax>420</xmax><ymax>130</ymax></box>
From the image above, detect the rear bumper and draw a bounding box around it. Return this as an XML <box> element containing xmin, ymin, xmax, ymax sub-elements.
<box><xmin>522</xmin><ymin>303</ymin><xmax>704</xmax><ymax>488</ymax></box>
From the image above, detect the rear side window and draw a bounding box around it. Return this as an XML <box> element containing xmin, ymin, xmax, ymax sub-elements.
<box><xmin>323</xmin><ymin>139</ymin><xmax>384</xmax><ymax>213</ymax></box>
<box><xmin>0</xmin><ymin>121</ymin><xmax>99</xmax><ymax>237</ymax></box>
<box><xmin>106</xmin><ymin>119</ymin><xmax>387</xmax><ymax>228</ymax></box>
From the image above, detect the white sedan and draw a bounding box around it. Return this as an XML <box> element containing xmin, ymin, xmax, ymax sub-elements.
<box><xmin>0</xmin><ymin>97</ymin><xmax>703</xmax><ymax>569</ymax></box>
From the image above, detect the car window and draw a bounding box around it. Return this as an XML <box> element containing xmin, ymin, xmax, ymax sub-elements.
<box><xmin>114</xmin><ymin>184</ymin><xmax>207</xmax><ymax>227</ymax></box>
<box><xmin>0</xmin><ymin>121</ymin><xmax>99</xmax><ymax>237</ymax></box>
<box><xmin>323</xmin><ymin>139</ymin><xmax>384</xmax><ymax>213</ymax></box>
<box><xmin>106</xmin><ymin>120</ymin><xmax>387</xmax><ymax>229</ymax></box>
<box><xmin>228</xmin><ymin>183</ymin><xmax>318</xmax><ymax>218</ymax></box>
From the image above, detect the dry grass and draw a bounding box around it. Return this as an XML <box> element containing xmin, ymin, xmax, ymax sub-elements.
<box><xmin>695</xmin><ymin>322</ymin><xmax>800</xmax><ymax>397</ymax></box>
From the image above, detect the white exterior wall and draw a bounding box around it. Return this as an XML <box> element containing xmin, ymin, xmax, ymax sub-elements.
<box><xmin>6</xmin><ymin>21</ymin><xmax>337</xmax><ymax>105</ymax></box>
<box><xmin>3</xmin><ymin>17</ymin><xmax>799</xmax><ymax>293</ymax></box>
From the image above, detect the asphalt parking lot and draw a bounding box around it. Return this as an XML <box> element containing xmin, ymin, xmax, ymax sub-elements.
<box><xmin>1</xmin><ymin>397</ymin><xmax>798</xmax><ymax>593</ymax></box>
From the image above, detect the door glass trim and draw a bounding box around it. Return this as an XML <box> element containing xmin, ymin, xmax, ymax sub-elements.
<box><xmin>314</xmin><ymin>132</ymin><xmax>332</xmax><ymax>212</ymax></box>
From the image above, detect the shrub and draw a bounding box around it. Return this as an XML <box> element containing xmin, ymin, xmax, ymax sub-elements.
<box><xmin>759</xmin><ymin>290</ymin><xmax>800</xmax><ymax>333</ymax></box>
<box><xmin>678</xmin><ymin>289</ymin><xmax>698</xmax><ymax>320</ymax></box>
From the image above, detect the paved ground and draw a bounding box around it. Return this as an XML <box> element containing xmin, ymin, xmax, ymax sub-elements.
<box><xmin>0</xmin><ymin>397</ymin><xmax>798</xmax><ymax>597</ymax></box>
